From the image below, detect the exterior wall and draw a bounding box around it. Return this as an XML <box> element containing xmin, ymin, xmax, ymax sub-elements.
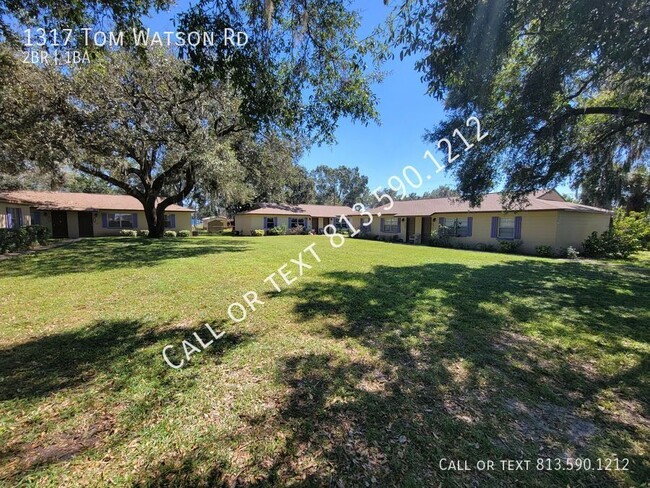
<box><xmin>235</xmin><ymin>214</ymin><xmax>360</xmax><ymax>236</ymax></box>
<box><xmin>0</xmin><ymin>203</ymin><xmax>33</xmax><ymax>228</ymax></box>
<box><xmin>206</xmin><ymin>219</ymin><xmax>229</xmax><ymax>233</ymax></box>
<box><xmin>0</xmin><ymin>201</ymin><xmax>191</xmax><ymax>236</ymax></box>
<box><xmin>93</xmin><ymin>210</ymin><xmax>192</xmax><ymax>236</ymax></box>
<box><xmin>555</xmin><ymin>211</ymin><xmax>611</xmax><ymax>251</ymax></box>
<box><xmin>366</xmin><ymin>215</ymin><xmax>407</xmax><ymax>241</ymax></box>
<box><xmin>433</xmin><ymin>211</ymin><xmax>559</xmax><ymax>254</ymax></box>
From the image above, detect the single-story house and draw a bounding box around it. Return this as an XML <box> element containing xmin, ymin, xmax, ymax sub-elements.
<box><xmin>0</xmin><ymin>191</ymin><xmax>193</xmax><ymax>238</ymax></box>
<box><xmin>202</xmin><ymin>216</ymin><xmax>232</xmax><ymax>233</ymax></box>
<box><xmin>235</xmin><ymin>204</ymin><xmax>363</xmax><ymax>235</ymax></box>
<box><xmin>235</xmin><ymin>190</ymin><xmax>612</xmax><ymax>254</ymax></box>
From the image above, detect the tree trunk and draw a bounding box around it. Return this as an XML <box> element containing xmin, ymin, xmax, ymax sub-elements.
<box><xmin>143</xmin><ymin>199</ymin><xmax>166</xmax><ymax>238</ymax></box>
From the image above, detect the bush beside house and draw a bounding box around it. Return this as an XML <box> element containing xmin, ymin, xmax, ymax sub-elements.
<box><xmin>0</xmin><ymin>225</ymin><xmax>50</xmax><ymax>253</ymax></box>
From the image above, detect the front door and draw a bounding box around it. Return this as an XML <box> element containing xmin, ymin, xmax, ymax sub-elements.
<box><xmin>77</xmin><ymin>211</ymin><xmax>94</xmax><ymax>237</ymax></box>
<box><xmin>51</xmin><ymin>211</ymin><xmax>69</xmax><ymax>238</ymax></box>
<box><xmin>422</xmin><ymin>216</ymin><xmax>432</xmax><ymax>241</ymax></box>
<box><xmin>313</xmin><ymin>217</ymin><xmax>319</xmax><ymax>233</ymax></box>
<box><xmin>406</xmin><ymin>217</ymin><xmax>415</xmax><ymax>241</ymax></box>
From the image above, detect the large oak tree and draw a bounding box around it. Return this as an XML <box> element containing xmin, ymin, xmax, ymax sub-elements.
<box><xmin>1</xmin><ymin>0</ymin><xmax>384</xmax><ymax>235</ymax></box>
<box><xmin>388</xmin><ymin>0</ymin><xmax>649</xmax><ymax>206</ymax></box>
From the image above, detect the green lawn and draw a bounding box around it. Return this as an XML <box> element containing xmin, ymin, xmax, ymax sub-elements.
<box><xmin>0</xmin><ymin>236</ymin><xmax>648</xmax><ymax>487</ymax></box>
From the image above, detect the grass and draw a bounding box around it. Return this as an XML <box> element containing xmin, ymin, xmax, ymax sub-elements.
<box><xmin>0</xmin><ymin>235</ymin><xmax>648</xmax><ymax>487</ymax></box>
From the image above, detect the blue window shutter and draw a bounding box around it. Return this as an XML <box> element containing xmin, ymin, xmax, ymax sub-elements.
<box><xmin>467</xmin><ymin>217</ymin><xmax>473</xmax><ymax>237</ymax></box>
<box><xmin>439</xmin><ymin>217</ymin><xmax>446</xmax><ymax>227</ymax></box>
<box><xmin>170</xmin><ymin>214</ymin><xmax>176</xmax><ymax>228</ymax></box>
<box><xmin>132</xmin><ymin>213</ymin><xmax>138</xmax><ymax>228</ymax></box>
<box><xmin>102</xmin><ymin>213</ymin><xmax>108</xmax><ymax>228</ymax></box>
<box><xmin>397</xmin><ymin>218</ymin><xmax>401</xmax><ymax>233</ymax></box>
<box><xmin>380</xmin><ymin>217</ymin><xmax>384</xmax><ymax>232</ymax></box>
<box><xmin>514</xmin><ymin>216</ymin><xmax>522</xmax><ymax>239</ymax></box>
<box><xmin>274</xmin><ymin>217</ymin><xmax>278</xmax><ymax>228</ymax></box>
<box><xmin>17</xmin><ymin>208</ymin><xmax>23</xmax><ymax>227</ymax></box>
<box><xmin>490</xmin><ymin>217</ymin><xmax>498</xmax><ymax>238</ymax></box>
<box><xmin>263</xmin><ymin>217</ymin><xmax>267</xmax><ymax>229</ymax></box>
<box><xmin>6</xmin><ymin>208</ymin><xmax>12</xmax><ymax>228</ymax></box>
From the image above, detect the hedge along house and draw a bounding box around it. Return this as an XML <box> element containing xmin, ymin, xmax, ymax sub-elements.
<box><xmin>234</xmin><ymin>203</ymin><xmax>362</xmax><ymax>235</ymax></box>
<box><xmin>0</xmin><ymin>191</ymin><xmax>193</xmax><ymax>238</ymax></box>
<box><xmin>364</xmin><ymin>190</ymin><xmax>612</xmax><ymax>254</ymax></box>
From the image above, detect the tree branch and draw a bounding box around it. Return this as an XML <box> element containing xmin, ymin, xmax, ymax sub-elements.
<box><xmin>77</xmin><ymin>165</ymin><xmax>144</xmax><ymax>198</ymax></box>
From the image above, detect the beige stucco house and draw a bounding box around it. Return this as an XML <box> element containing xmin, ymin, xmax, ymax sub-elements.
<box><xmin>235</xmin><ymin>204</ymin><xmax>364</xmax><ymax>236</ymax></box>
<box><xmin>235</xmin><ymin>191</ymin><xmax>612</xmax><ymax>254</ymax></box>
<box><xmin>0</xmin><ymin>191</ymin><xmax>193</xmax><ymax>238</ymax></box>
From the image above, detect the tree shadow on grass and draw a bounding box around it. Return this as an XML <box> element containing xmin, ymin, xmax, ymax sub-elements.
<box><xmin>0</xmin><ymin>318</ymin><xmax>255</xmax><ymax>482</ymax></box>
<box><xmin>107</xmin><ymin>259</ymin><xmax>648</xmax><ymax>487</ymax></box>
<box><xmin>198</xmin><ymin>259</ymin><xmax>647</xmax><ymax>487</ymax></box>
<box><xmin>0</xmin><ymin>237</ymin><xmax>250</xmax><ymax>278</ymax></box>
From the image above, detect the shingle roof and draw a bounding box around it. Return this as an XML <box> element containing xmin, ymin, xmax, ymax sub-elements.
<box><xmin>239</xmin><ymin>203</ymin><xmax>359</xmax><ymax>218</ymax></box>
<box><xmin>235</xmin><ymin>192</ymin><xmax>611</xmax><ymax>218</ymax></box>
<box><xmin>377</xmin><ymin>192</ymin><xmax>612</xmax><ymax>216</ymax></box>
<box><xmin>0</xmin><ymin>191</ymin><xmax>194</xmax><ymax>212</ymax></box>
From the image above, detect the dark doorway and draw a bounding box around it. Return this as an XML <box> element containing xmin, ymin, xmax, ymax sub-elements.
<box><xmin>406</xmin><ymin>217</ymin><xmax>415</xmax><ymax>241</ymax></box>
<box><xmin>51</xmin><ymin>211</ymin><xmax>69</xmax><ymax>238</ymax></box>
<box><xmin>77</xmin><ymin>211</ymin><xmax>94</xmax><ymax>237</ymax></box>
<box><xmin>313</xmin><ymin>218</ymin><xmax>320</xmax><ymax>233</ymax></box>
<box><xmin>422</xmin><ymin>216</ymin><xmax>432</xmax><ymax>241</ymax></box>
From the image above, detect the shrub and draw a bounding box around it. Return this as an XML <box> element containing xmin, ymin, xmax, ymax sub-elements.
<box><xmin>613</xmin><ymin>210</ymin><xmax>650</xmax><ymax>251</ymax></box>
<box><xmin>0</xmin><ymin>229</ymin><xmax>12</xmax><ymax>253</ymax></box>
<box><xmin>25</xmin><ymin>225</ymin><xmax>50</xmax><ymax>246</ymax></box>
<box><xmin>427</xmin><ymin>225</ymin><xmax>455</xmax><ymax>248</ymax></box>
<box><xmin>137</xmin><ymin>229</ymin><xmax>149</xmax><ymax>237</ymax></box>
<box><xmin>164</xmin><ymin>230</ymin><xmax>177</xmax><ymax>238</ymax></box>
<box><xmin>287</xmin><ymin>225</ymin><xmax>308</xmax><ymax>235</ymax></box>
<box><xmin>451</xmin><ymin>241</ymin><xmax>472</xmax><ymax>250</ymax></box>
<box><xmin>120</xmin><ymin>229</ymin><xmax>138</xmax><ymax>237</ymax></box>
<box><xmin>191</xmin><ymin>230</ymin><xmax>200</xmax><ymax>236</ymax></box>
<box><xmin>565</xmin><ymin>246</ymin><xmax>579</xmax><ymax>259</ymax></box>
<box><xmin>535</xmin><ymin>245</ymin><xmax>554</xmax><ymax>257</ymax></box>
<box><xmin>582</xmin><ymin>228</ymin><xmax>637</xmax><ymax>259</ymax></box>
<box><xmin>498</xmin><ymin>240</ymin><xmax>523</xmax><ymax>254</ymax></box>
<box><xmin>0</xmin><ymin>225</ymin><xmax>51</xmax><ymax>253</ymax></box>
<box><xmin>251</xmin><ymin>229</ymin><xmax>265</xmax><ymax>236</ymax></box>
<box><xmin>177</xmin><ymin>230</ymin><xmax>191</xmax><ymax>237</ymax></box>
<box><xmin>474</xmin><ymin>242</ymin><xmax>497</xmax><ymax>252</ymax></box>
<box><xmin>266</xmin><ymin>225</ymin><xmax>286</xmax><ymax>236</ymax></box>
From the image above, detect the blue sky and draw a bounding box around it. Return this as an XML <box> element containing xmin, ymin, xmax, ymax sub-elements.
<box><xmin>146</xmin><ymin>2</ymin><xmax>573</xmax><ymax>198</ymax></box>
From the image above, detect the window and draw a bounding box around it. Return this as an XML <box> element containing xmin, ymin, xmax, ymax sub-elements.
<box><xmin>289</xmin><ymin>217</ymin><xmax>305</xmax><ymax>228</ymax></box>
<box><xmin>107</xmin><ymin>213</ymin><xmax>134</xmax><ymax>228</ymax></box>
<box><xmin>498</xmin><ymin>217</ymin><xmax>515</xmax><ymax>239</ymax></box>
<box><xmin>265</xmin><ymin>217</ymin><xmax>276</xmax><ymax>229</ymax></box>
<box><xmin>30</xmin><ymin>210</ymin><xmax>41</xmax><ymax>225</ymax></box>
<box><xmin>6</xmin><ymin>207</ymin><xmax>23</xmax><ymax>229</ymax></box>
<box><xmin>382</xmin><ymin>217</ymin><xmax>399</xmax><ymax>233</ymax></box>
<box><xmin>164</xmin><ymin>214</ymin><xmax>176</xmax><ymax>228</ymax></box>
<box><xmin>453</xmin><ymin>218</ymin><xmax>468</xmax><ymax>237</ymax></box>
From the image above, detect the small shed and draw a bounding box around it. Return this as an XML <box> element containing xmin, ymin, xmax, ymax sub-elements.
<box><xmin>202</xmin><ymin>216</ymin><xmax>230</xmax><ymax>233</ymax></box>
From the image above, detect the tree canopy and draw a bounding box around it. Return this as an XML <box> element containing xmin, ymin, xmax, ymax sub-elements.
<box><xmin>388</xmin><ymin>0</ymin><xmax>649</xmax><ymax>206</ymax></box>
<box><xmin>0</xmin><ymin>0</ymin><xmax>385</xmax><ymax>235</ymax></box>
<box><xmin>310</xmin><ymin>165</ymin><xmax>369</xmax><ymax>207</ymax></box>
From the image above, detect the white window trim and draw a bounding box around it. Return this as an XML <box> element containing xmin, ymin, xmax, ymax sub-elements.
<box><xmin>382</xmin><ymin>217</ymin><xmax>399</xmax><ymax>233</ymax></box>
<box><xmin>107</xmin><ymin>213</ymin><xmax>134</xmax><ymax>229</ymax></box>
<box><xmin>497</xmin><ymin>217</ymin><xmax>515</xmax><ymax>239</ymax></box>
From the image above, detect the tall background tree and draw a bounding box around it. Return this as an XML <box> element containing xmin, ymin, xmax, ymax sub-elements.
<box><xmin>310</xmin><ymin>165</ymin><xmax>369</xmax><ymax>206</ymax></box>
<box><xmin>388</xmin><ymin>0</ymin><xmax>649</xmax><ymax>206</ymax></box>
